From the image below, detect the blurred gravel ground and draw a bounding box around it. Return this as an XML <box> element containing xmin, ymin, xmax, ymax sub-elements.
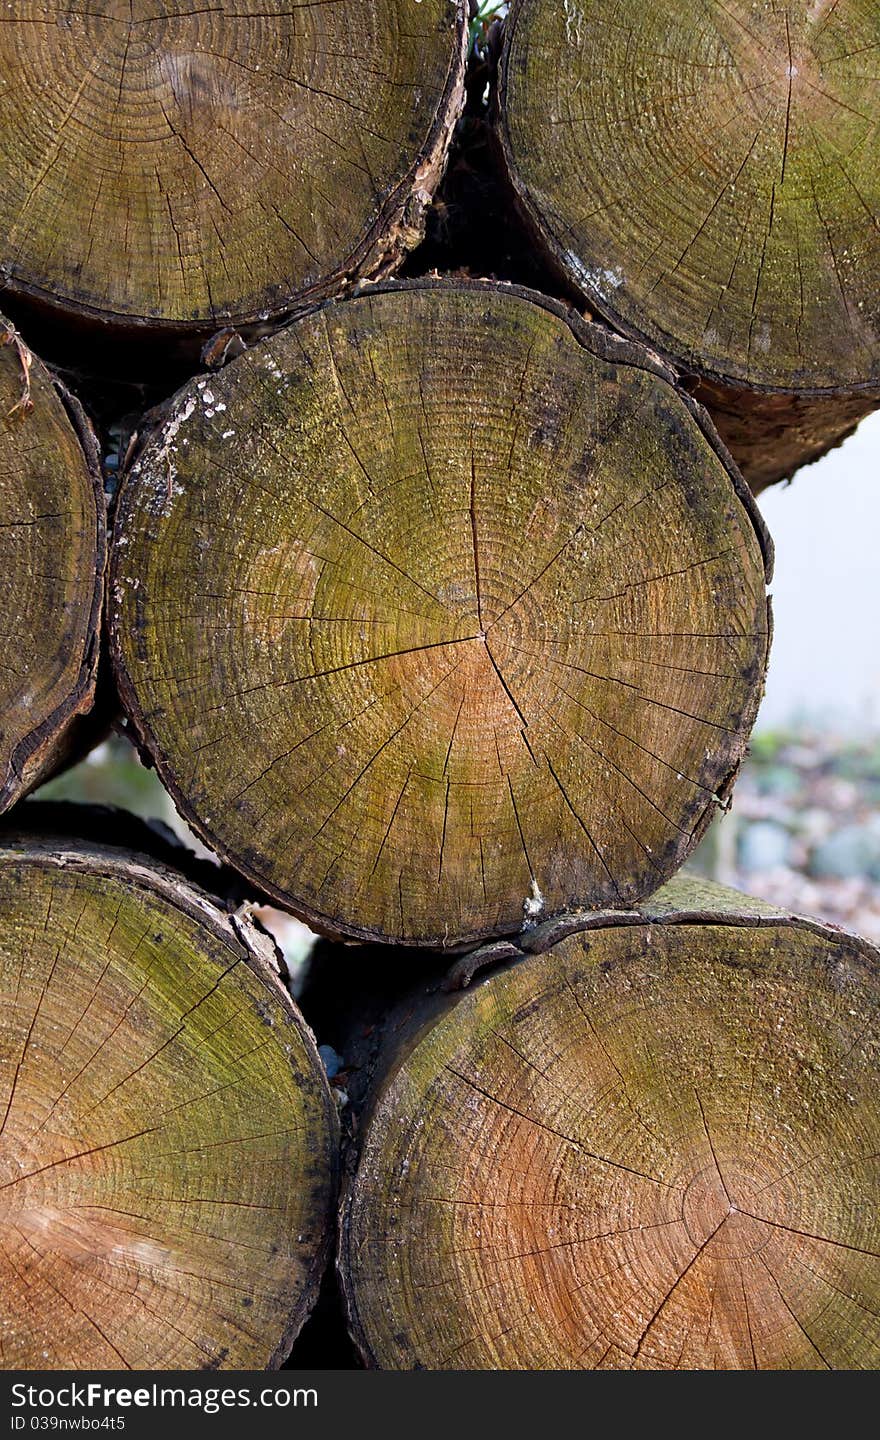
<box><xmin>689</xmin><ymin>729</ymin><xmax>880</xmax><ymax>940</ymax></box>
<box><xmin>32</xmin><ymin>726</ymin><xmax>880</xmax><ymax>954</ymax></box>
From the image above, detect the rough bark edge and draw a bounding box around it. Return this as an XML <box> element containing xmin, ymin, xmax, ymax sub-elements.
<box><xmin>6</xmin><ymin>800</ymin><xmax>262</xmax><ymax>912</ymax></box>
<box><xmin>110</xmin><ymin>276</ymin><xmax>773</xmax><ymax>951</ymax></box>
<box><xmin>0</xmin><ymin>4</ymin><xmax>469</xmax><ymax>341</ymax></box>
<box><xmin>693</xmin><ymin>378</ymin><xmax>879</xmax><ymax>492</ymax></box>
<box><xmin>333</xmin><ymin>873</ymin><xmax>880</xmax><ymax>1368</ymax></box>
<box><xmin>494</xmin><ymin>3</ymin><xmax>880</xmax><ymax>406</ymax></box>
<box><xmin>0</xmin><ymin>337</ymin><xmax>107</xmax><ymax>813</ymax></box>
<box><xmin>0</xmin><ymin>819</ymin><xmax>341</xmax><ymax>1370</ymax></box>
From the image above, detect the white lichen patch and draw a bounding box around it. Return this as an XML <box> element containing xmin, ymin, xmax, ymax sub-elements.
<box><xmin>563</xmin><ymin>0</ymin><xmax>584</xmax><ymax>46</ymax></box>
<box><xmin>149</xmin><ymin>394</ymin><xmax>197</xmax><ymax>510</ymax></box>
<box><xmin>564</xmin><ymin>250</ymin><xmax>624</xmax><ymax>296</ymax></box>
<box><xmin>523</xmin><ymin>877</ymin><xmax>545</xmax><ymax>926</ymax></box>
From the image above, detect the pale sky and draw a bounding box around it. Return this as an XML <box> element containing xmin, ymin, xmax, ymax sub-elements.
<box><xmin>755</xmin><ymin>411</ymin><xmax>880</xmax><ymax>733</ymax></box>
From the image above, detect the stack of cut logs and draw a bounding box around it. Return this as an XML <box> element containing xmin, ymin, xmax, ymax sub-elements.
<box><xmin>0</xmin><ymin>0</ymin><xmax>877</xmax><ymax>1370</ymax></box>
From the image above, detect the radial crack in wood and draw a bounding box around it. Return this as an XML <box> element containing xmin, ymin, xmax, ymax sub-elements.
<box><xmin>0</xmin><ymin>318</ymin><xmax>104</xmax><ymax>810</ymax></box>
<box><xmin>497</xmin><ymin>0</ymin><xmax>880</xmax><ymax>488</ymax></box>
<box><xmin>338</xmin><ymin>877</ymin><xmax>880</xmax><ymax>1370</ymax></box>
<box><xmin>0</xmin><ymin>829</ymin><xmax>339</xmax><ymax>1370</ymax></box>
<box><xmin>110</xmin><ymin>279</ymin><xmax>771</xmax><ymax>948</ymax></box>
<box><xmin>0</xmin><ymin>1</ymin><xmax>467</xmax><ymax>332</ymax></box>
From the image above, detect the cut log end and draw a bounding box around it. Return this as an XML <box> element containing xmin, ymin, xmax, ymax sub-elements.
<box><xmin>110</xmin><ymin>280</ymin><xmax>770</xmax><ymax>948</ymax></box>
<box><xmin>0</xmin><ymin>319</ymin><xmax>104</xmax><ymax>810</ymax></box>
<box><xmin>0</xmin><ymin>833</ymin><xmax>338</xmax><ymax>1370</ymax></box>
<box><xmin>0</xmin><ymin>1</ymin><xmax>467</xmax><ymax>332</ymax></box>
<box><xmin>339</xmin><ymin>881</ymin><xmax>880</xmax><ymax>1370</ymax></box>
<box><xmin>498</xmin><ymin>0</ymin><xmax>880</xmax><ymax>397</ymax></box>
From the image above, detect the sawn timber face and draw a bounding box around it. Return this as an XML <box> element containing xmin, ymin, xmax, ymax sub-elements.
<box><xmin>0</xmin><ymin>319</ymin><xmax>105</xmax><ymax>811</ymax></box>
<box><xmin>336</xmin><ymin>877</ymin><xmax>880</xmax><ymax>1369</ymax></box>
<box><xmin>0</xmin><ymin>827</ymin><xmax>339</xmax><ymax>1370</ymax></box>
<box><xmin>496</xmin><ymin>1</ymin><xmax>880</xmax><ymax>488</ymax></box>
<box><xmin>110</xmin><ymin>278</ymin><xmax>772</xmax><ymax>948</ymax></box>
<box><xmin>0</xmin><ymin>1</ymin><xmax>468</xmax><ymax>335</ymax></box>
<box><xmin>497</xmin><ymin>0</ymin><xmax>880</xmax><ymax>396</ymax></box>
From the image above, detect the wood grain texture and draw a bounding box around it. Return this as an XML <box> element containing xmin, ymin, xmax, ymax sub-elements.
<box><xmin>496</xmin><ymin>0</ymin><xmax>880</xmax><ymax>486</ymax></box>
<box><xmin>109</xmin><ymin>279</ymin><xmax>771</xmax><ymax>948</ymax></box>
<box><xmin>339</xmin><ymin>877</ymin><xmax>880</xmax><ymax>1370</ymax></box>
<box><xmin>0</xmin><ymin>319</ymin><xmax>104</xmax><ymax>810</ymax></box>
<box><xmin>0</xmin><ymin>1</ymin><xmax>467</xmax><ymax>331</ymax></box>
<box><xmin>0</xmin><ymin>831</ymin><xmax>338</xmax><ymax>1369</ymax></box>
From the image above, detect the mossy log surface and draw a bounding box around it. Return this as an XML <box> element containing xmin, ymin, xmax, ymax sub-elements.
<box><xmin>0</xmin><ymin>321</ymin><xmax>104</xmax><ymax>810</ymax></box>
<box><xmin>110</xmin><ymin>280</ymin><xmax>771</xmax><ymax>948</ymax></box>
<box><xmin>0</xmin><ymin>827</ymin><xmax>338</xmax><ymax>1369</ymax></box>
<box><xmin>497</xmin><ymin>0</ymin><xmax>880</xmax><ymax>487</ymax></box>
<box><xmin>0</xmin><ymin>1</ymin><xmax>467</xmax><ymax>333</ymax></box>
<box><xmin>338</xmin><ymin>876</ymin><xmax>880</xmax><ymax>1370</ymax></box>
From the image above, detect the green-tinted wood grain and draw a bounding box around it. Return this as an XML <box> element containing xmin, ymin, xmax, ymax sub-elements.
<box><xmin>0</xmin><ymin>322</ymin><xmax>104</xmax><ymax>809</ymax></box>
<box><xmin>110</xmin><ymin>280</ymin><xmax>770</xmax><ymax>948</ymax></box>
<box><xmin>499</xmin><ymin>0</ymin><xmax>880</xmax><ymax>395</ymax></box>
<box><xmin>0</xmin><ymin>1</ymin><xmax>467</xmax><ymax>329</ymax></box>
<box><xmin>0</xmin><ymin>836</ymin><xmax>338</xmax><ymax>1369</ymax></box>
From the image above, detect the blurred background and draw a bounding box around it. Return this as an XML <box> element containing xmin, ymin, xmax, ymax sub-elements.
<box><xmin>31</xmin><ymin>410</ymin><xmax>880</xmax><ymax>961</ymax></box>
<box><xmin>688</xmin><ymin>412</ymin><xmax>880</xmax><ymax>940</ymax></box>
